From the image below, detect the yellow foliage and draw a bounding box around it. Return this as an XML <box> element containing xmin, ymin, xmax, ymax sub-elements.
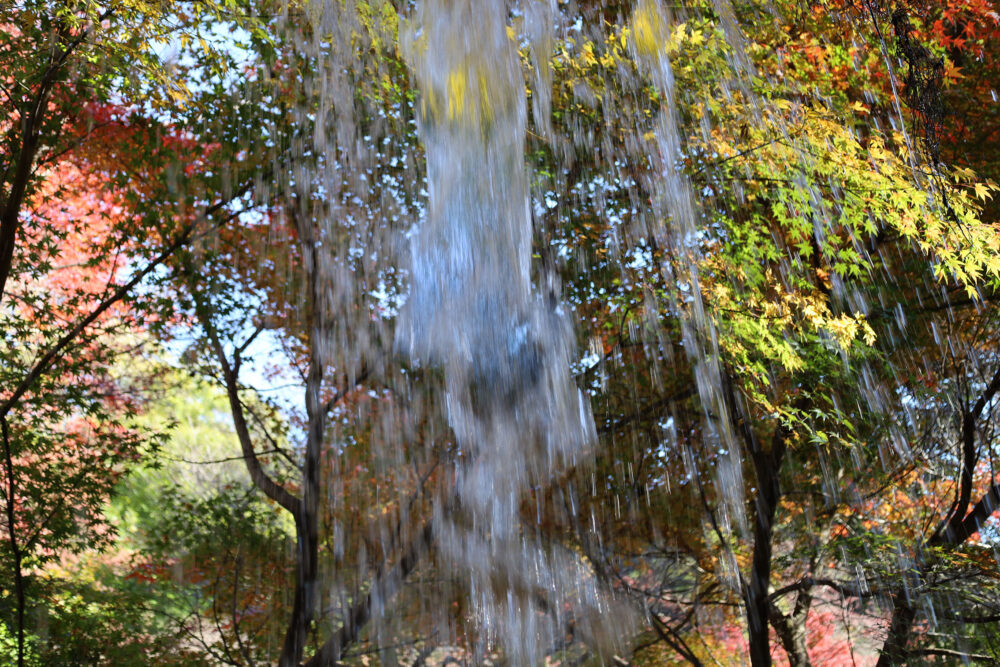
<box><xmin>630</xmin><ymin>1</ymin><xmax>670</xmax><ymax>57</ymax></box>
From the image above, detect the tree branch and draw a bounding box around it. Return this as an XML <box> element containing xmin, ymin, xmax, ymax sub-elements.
<box><xmin>0</xmin><ymin>186</ymin><xmax>251</xmax><ymax>418</ymax></box>
<box><xmin>933</xmin><ymin>364</ymin><xmax>1000</xmax><ymax>545</ymax></box>
<box><xmin>199</xmin><ymin>309</ymin><xmax>301</xmax><ymax>517</ymax></box>
<box><xmin>2</xmin><ymin>227</ymin><xmax>187</xmax><ymax>416</ymax></box>
<box><xmin>907</xmin><ymin>647</ymin><xmax>996</xmax><ymax>663</ymax></box>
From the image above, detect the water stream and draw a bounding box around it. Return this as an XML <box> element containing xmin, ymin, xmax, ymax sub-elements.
<box><xmin>398</xmin><ymin>0</ymin><xmax>630</xmax><ymax>660</ymax></box>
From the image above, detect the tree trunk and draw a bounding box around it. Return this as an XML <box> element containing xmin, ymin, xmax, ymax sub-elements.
<box><xmin>279</xmin><ymin>354</ymin><xmax>323</xmax><ymax>667</ymax></box>
<box><xmin>278</xmin><ymin>213</ymin><xmax>327</xmax><ymax>666</ymax></box>
<box><xmin>1</xmin><ymin>418</ymin><xmax>25</xmax><ymax>667</ymax></box>
<box><xmin>746</xmin><ymin>434</ymin><xmax>785</xmax><ymax>667</ymax></box>
<box><xmin>770</xmin><ymin>604</ymin><xmax>811</xmax><ymax>667</ymax></box>
<box><xmin>876</xmin><ymin>598</ymin><xmax>915</xmax><ymax>666</ymax></box>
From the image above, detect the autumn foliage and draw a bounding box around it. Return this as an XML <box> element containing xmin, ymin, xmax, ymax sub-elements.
<box><xmin>2</xmin><ymin>1</ymin><xmax>1000</xmax><ymax>666</ymax></box>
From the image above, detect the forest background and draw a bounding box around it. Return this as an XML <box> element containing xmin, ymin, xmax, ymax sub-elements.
<box><xmin>3</xmin><ymin>0</ymin><xmax>1000</xmax><ymax>665</ymax></box>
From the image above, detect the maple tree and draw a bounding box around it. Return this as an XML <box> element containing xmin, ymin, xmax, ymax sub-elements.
<box><xmin>0</xmin><ymin>2</ymin><xmax>272</xmax><ymax>664</ymax></box>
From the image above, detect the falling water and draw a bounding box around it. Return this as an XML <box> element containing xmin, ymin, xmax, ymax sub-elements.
<box><xmin>397</xmin><ymin>0</ymin><xmax>631</xmax><ymax>661</ymax></box>
<box><xmin>275</xmin><ymin>0</ymin><xmax>1000</xmax><ymax>662</ymax></box>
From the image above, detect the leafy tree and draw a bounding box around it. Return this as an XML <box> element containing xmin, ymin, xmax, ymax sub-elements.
<box><xmin>0</xmin><ymin>3</ymin><xmax>269</xmax><ymax>664</ymax></box>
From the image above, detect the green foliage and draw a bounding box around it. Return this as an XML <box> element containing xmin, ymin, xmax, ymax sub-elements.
<box><xmin>0</xmin><ymin>621</ymin><xmax>38</xmax><ymax>667</ymax></box>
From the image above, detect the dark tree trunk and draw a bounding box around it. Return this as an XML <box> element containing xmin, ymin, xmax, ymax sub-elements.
<box><xmin>1</xmin><ymin>418</ymin><xmax>25</xmax><ymax>667</ymax></box>
<box><xmin>770</xmin><ymin>604</ymin><xmax>812</xmax><ymax>667</ymax></box>
<box><xmin>279</xmin><ymin>350</ymin><xmax>323</xmax><ymax>667</ymax></box>
<box><xmin>876</xmin><ymin>599</ymin><xmax>916</xmax><ymax>666</ymax></box>
<box><xmin>746</xmin><ymin>431</ymin><xmax>786</xmax><ymax>667</ymax></box>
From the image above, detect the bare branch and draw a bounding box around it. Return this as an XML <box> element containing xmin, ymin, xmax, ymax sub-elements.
<box><xmin>907</xmin><ymin>647</ymin><xmax>996</xmax><ymax>663</ymax></box>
